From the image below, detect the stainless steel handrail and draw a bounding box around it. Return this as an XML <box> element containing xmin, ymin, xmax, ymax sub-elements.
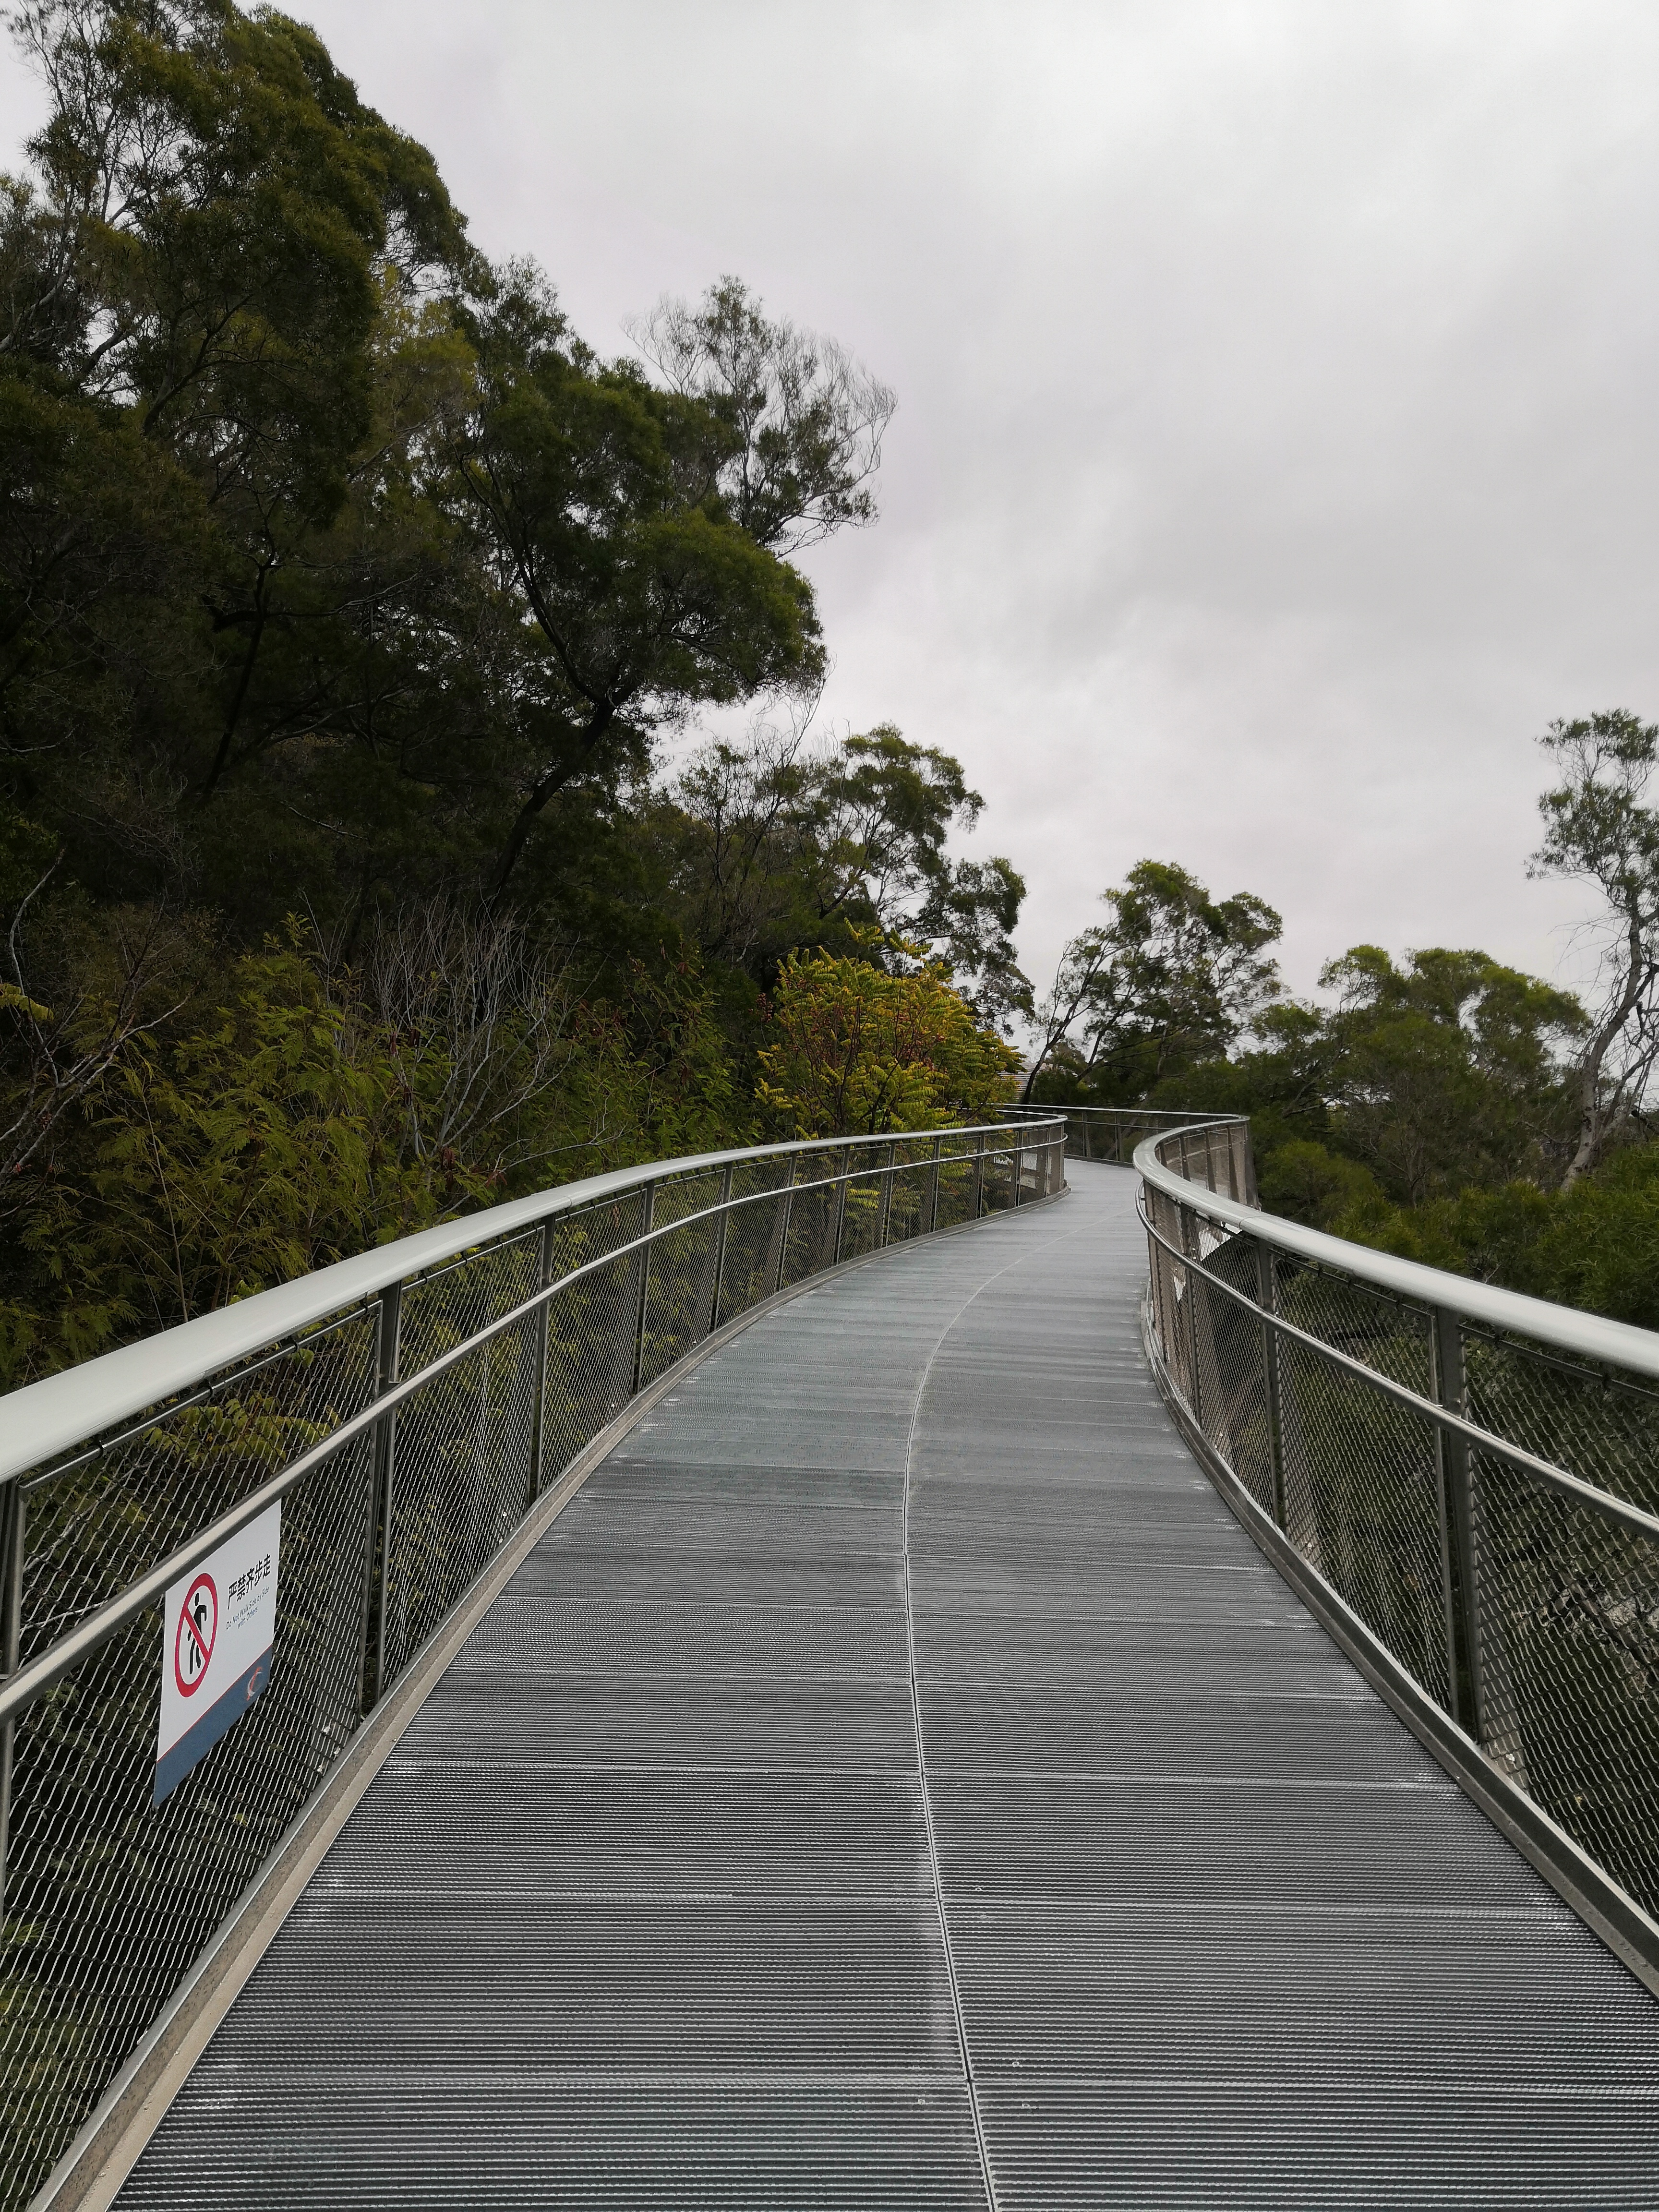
<box><xmin>1004</xmin><ymin>1101</ymin><xmax>1250</xmax><ymax>1173</ymax></box>
<box><xmin>1</xmin><ymin>1119</ymin><xmax>1048</xmax><ymax>1489</ymax></box>
<box><xmin>1134</xmin><ymin>1114</ymin><xmax>1659</xmax><ymax>1995</ymax></box>
<box><xmin>1135</xmin><ymin>1123</ymin><xmax>1659</xmax><ymax>1385</ymax></box>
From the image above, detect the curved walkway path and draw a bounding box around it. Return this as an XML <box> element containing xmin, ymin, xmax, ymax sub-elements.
<box><xmin>120</xmin><ymin>1166</ymin><xmax>1659</xmax><ymax>2208</ymax></box>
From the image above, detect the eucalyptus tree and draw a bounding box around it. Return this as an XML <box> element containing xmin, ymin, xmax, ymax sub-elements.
<box><xmin>660</xmin><ymin>716</ymin><xmax>1029</xmax><ymax>1025</ymax></box>
<box><xmin>1024</xmin><ymin>860</ymin><xmax>1282</xmax><ymax>1101</ymax></box>
<box><xmin>1529</xmin><ymin>709</ymin><xmax>1659</xmax><ymax>1187</ymax></box>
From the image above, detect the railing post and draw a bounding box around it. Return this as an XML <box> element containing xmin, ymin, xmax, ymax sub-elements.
<box><xmin>1178</xmin><ymin>1198</ymin><xmax>1206</xmax><ymax>1427</ymax></box>
<box><xmin>631</xmin><ymin>1181</ymin><xmax>658</xmax><ymax>1393</ymax></box>
<box><xmin>972</xmin><ymin>1131</ymin><xmax>987</xmax><ymax>1218</ymax></box>
<box><xmin>926</xmin><ymin>1135</ymin><xmax>943</xmax><ymax>1233</ymax></box>
<box><xmin>528</xmin><ymin>1219</ymin><xmax>556</xmax><ymax>1508</ymax></box>
<box><xmin>0</xmin><ymin>1476</ymin><xmax>26</xmax><ymax>1926</ymax></box>
<box><xmin>1013</xmin><ymin>1141</ymin><xmax>1026</xmax><ymax>1206</ymax></box>
<box><xmin>1431</xmin><ymin>1306</ymin><xmax>1486</xmax><ymax>1741</ymax></box>
<box><xmin>709</xmin><ymin>1165</ymin><xmax>734</xmax><ymax>1331</ymax></box>
<box><xmin>831</xmin><ymin>1151</ymin><xmax>850</xmax><ymax>1266</ymax></box>
<box><xmin>359</xmin><ymin>1280</ymin><xmax>402</xmax><ymax>1713</ymax></box>
<box><xmin>1254</xmin><ymin>1241</ymin><xmax>1288</xmax><ymax>1530</ymax></box>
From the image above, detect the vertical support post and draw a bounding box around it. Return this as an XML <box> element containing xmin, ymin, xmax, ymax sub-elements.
<box><xmin>971</xmin><ymin>1131</ymin><xmax>987</xmax><ymax>1219</ymax></box>
<box><xmin>926</xmin><ymin>1135</ymin><xmax>943</xmax><ymax>1234</ymax></box>
<box><xmin>709</xmin><ymin>1165</ymin><xmax>734</xmax><ymax>1333</ymax></box>
<box><xmin>631</xmin><ymin>1181</ymin><xmax>658</xmax><ymax>1394</ymax></box>
<box><xmin>0</xmin><ymin>1477</ymin><xmax>27</xmax><ymax>1927</ymax></box>
<box><xmin>1254</xmin><ymin>1240</ymin><xmax>1288</xmax><ymax>1531</ymax></box>
<box><xmin>876</xmin><ymin>1142</ymin><xmax>896</xmax><ymax>1246</ymax></box>
<box><xmin>1013</xmin><ymin>1141</ymin><xmax>1026</xmax><ymax>1206</ymax></box>
<box><xmin>1431</xmin><ymin>1307</ymin><xmax>1485</xmax><ymax>1740</ymax></box>
<box><xmin>527</xmin><ymin>1220</ymin><xmax>556</xmax><ymax>1509</ymax></box>
<box><xmin>1178</xmin><ymin>1199</ymin><xmax>1205</xmax><ymax>1426</ymax></box>
<box><xmin>359</xmin><ymin>1280</ymin><xmax>402</xmax><ymax>1713</ymax></box>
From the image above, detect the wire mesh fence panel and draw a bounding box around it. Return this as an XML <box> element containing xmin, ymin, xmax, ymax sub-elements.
<box><xmin>1143</xmin><ymin>1187</ymin><xmax>1195</xmax><ymax>1411</ymax></box>
<box><xmin>780</xmin><ymin>1167</ymin><xmax>840</xmax><ymax>1289</ymax></box>
<box><xmin>17</xmin><ymin>1311</ymin><xmax>376</xmax><ymax>1664</ymax></box>
<box><xmin>640</xmin><ymin>1172</ymin><xmax>726</xmax><ymax>1385</ymax></box>
<box><xmin>712</xmin><ymin>1159</ymin><xmax>793</xmax><ymax>1326</ymax></box>
<box><xmin>935</xmin><ymin>1149</ymin><xmax>977</xmax><ymax>1231</ymax></box>
<box><xmin>377</xmin><ymin>1317</ymin><xmax>540</xmax><ymax>1692</ymax></box>
<box><xmin>1469</xmin><ymin>1457</ymin><xmax>1659</xmax><ymax>1915</ymax></box>
<box><xmin>397</xmin><ymin>1231</ymin><xmax>540</xmax><ymax>1383</ymax></box>
<box><xmin>983</xmin><ymin>1145</ymin><xmax>1017</xmax><ymax>1214</ymax></box>
<box><xmin>884</xmin><ymin>1141</ymin><xmax>931</xmax><ymax>1245</ymax></box>
<box><xmin>539</xmin><ymin>1245</ymin><xmax>640</xmax><ymax>1489</ymax></box>
<box><xmin>0</xmin><ymin>1437</ymin><xmax>372</xmax><ymax>2210</ymax></box>
<box><xmin>1275</xmin><ymin>1262</ymin><xmax>1434</xmax><ymax>1399</ymax></box>
<box><xmin>1464</xmin><ymin>1329</ymin><xmax>1659</xmax><ymax>1519</ymax></box>
<box><xmin>1190</xmin><ymin>1233</ymin><xmax>1276</xmax><ymax>1517</ymax></box>
<box><xmin>1273</xmin><ymin>1329</ymin><xmax>1450</xmax><ymax>1707</ymax></box>
<box><xmin>836</xmin><ymin>1155</ymin><xmax>890</xmax><ymax>1262</ymax></box>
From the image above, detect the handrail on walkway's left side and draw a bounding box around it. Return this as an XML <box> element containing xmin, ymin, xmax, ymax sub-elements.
<box><xmin>1136</xmin><ymin>1116</ymin><xmax>1659</xmax><ymax>2001</ymax></box>
<box><xmin>0</xmin><ymin>1115</ymin><xmax>1065</xmax><ymax>2212</ymax></box>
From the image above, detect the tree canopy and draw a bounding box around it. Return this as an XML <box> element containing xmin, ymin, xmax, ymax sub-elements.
<box><xmin>0</xmin><ymin>0</ymin><xmax>1033</xmax><ymax>1383</ymax></box>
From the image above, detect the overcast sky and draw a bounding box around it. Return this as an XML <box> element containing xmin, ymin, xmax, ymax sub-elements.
<box><xmin>7</xmin><ymin>0</ymin><xmax>1657</xmax><ymax>1006</ymax></box>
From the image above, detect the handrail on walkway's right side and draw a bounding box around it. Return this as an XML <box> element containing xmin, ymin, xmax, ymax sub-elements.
<box><xmin>1136</xmin><ymin>1117</ymin><xmax>1659</xmax><ymax>1998</ymax></box>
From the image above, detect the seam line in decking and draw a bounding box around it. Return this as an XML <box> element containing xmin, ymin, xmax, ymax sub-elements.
<box><xmin>901</xmin><ymin>1219</ymin><xmax>1092</xmax><ymax>2212</ymax></box>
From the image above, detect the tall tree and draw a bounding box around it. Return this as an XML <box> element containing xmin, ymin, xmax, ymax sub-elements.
<box><xmin>1319</xmin><ymin>944</ymin><xmax>1583</xmax><ymax>1203</ymax></box>
<box><xmin>626</xmin><ymin>276</ymin><xmax>895</xmax><ymax>556</ymax></box>
<box><xmin>1024</xmin><ymin>860</ymin><xmax>1281</xmax><ymax>1101</ymax></box>
<box><xmin>452</xmin><ymin>268</ymin><xmax>830</xmax><ymax>897</ymax></box>
<box><xmin>660</xmin><ymin>716</ymin><xmax>1028</xmax><ymax>1023</ymax></box>
<box><xmin>1529</xmin><ymin>709</ymin><xmax>1659</xmax><ymax>1187</ymax></box>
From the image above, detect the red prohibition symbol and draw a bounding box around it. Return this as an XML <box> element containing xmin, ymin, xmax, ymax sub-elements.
<box><xmin>174</xmin><ymin>1573</ymin><xmax>218</xmax><ymax>1698</ymax></box>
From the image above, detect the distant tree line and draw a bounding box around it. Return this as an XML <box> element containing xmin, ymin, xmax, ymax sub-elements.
<box><xmin>0</xmin><ymin>0</ymin><xmax>1025</xmax><ymax>1382</ymax></box>
<box><xmin>1027</xmin><ymin>711</ymin><xmax>1659</xmax><ymax>1330</ymax></box>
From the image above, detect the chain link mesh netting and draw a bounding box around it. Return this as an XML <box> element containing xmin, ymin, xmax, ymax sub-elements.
<box><xmin>0</xmin><ymin>1121</ymin><xmax>1054</xmax><ymax>2208</ymax></box>
<box><xmin>2</xmin><ymin>1436</ymin><xmax>373</xmax><ymax>2201</ymax></box>
<box><xmin>1142</xmin><ymin>1126</ymin><xmax>1659</xmax><ymax>1929</ymax></box>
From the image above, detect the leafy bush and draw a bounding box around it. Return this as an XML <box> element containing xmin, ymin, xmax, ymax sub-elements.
<box><xmin>756</xmin><ymin>945</ymin><xmax>1019</xmax><ymax>1138</ymax></box>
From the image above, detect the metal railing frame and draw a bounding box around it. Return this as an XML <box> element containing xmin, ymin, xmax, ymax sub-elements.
<box><xmin>1005</xmin><ymin>1100</ymin><xmax>1252</xmax><ymax>1176</ymax></box>
<box><xmin>0</xmin><ymin>1115</ymin><xmax>1063</xmax><ymax>2212</ymax></box>
<box><xmin>1135</xmin><ymin>1116</ymin><xmax>1659</xmax><ymax>1994</ymax></box>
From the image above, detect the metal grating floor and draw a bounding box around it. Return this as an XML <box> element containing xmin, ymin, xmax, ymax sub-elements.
<box><xmin>117</xmin><ymin>1169</ymin><xmax>1659</xmax><ymax>2208</ymax></box>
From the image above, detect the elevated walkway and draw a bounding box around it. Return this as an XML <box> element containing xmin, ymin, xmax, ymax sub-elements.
<box><xmin>115</xmin><ymin>1167</ymin><xmax>1659</xmax><ymax>2208</ymax></box>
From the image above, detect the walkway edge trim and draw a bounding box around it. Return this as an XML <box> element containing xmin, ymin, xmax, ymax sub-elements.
<box><xmin>31</xmin><ymin>1189</ymin><xmax>1062</xmax><ymax>2212</ymax></box>
<box><xmin>1140</xmin><ymin>1289</ymin><xmax>1659</xmax><ymax>2003</ymax></box>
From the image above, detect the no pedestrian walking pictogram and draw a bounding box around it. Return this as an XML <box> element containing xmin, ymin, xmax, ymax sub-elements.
<box><xmin>173</xmin><ymin>1573</ymin><xmax>217</xmax><ymax>1698</ymax></box>
<box><xmin>154</xmin><ymin>1501</ymin><xmax>282</xmax><ymax>1805</ymax></box>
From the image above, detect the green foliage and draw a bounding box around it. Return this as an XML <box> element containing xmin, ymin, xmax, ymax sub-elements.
<box><xmin>1330</xmin><ymin>1144</ymin><xmax>1659</xmax><ymax>1333</ymax></box>
<box><xmin>1317</xmin><ymin>945</ymin><xmax>1584</xmax><ymax>1203</ymax></box>
<box><xmin>756</xmin><ymin>941</ymin><xmax>1020</xmax><ymax>1139</ymax></box>
<box><xmin>1258</xmin><ymin>1139</ymin><xmax>1383</xmax><ymax>1229</ymax></box>
<box><xmin>0</xmin><ymin>927</ymin><xmax>743</xmax><ymax>1383</ymax></box>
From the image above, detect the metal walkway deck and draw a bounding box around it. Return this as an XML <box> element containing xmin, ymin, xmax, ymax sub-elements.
<box><xmin>117</xmin><ymin>1166</ymin><xmax>1659</xmax><ymax>2208</ymax></box>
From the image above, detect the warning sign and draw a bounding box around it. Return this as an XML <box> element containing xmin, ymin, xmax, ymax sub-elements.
<box><xmin>154</xmin><ymin>1500</ymin><xmax>281</xmax><ymax>1805</ymax></box>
